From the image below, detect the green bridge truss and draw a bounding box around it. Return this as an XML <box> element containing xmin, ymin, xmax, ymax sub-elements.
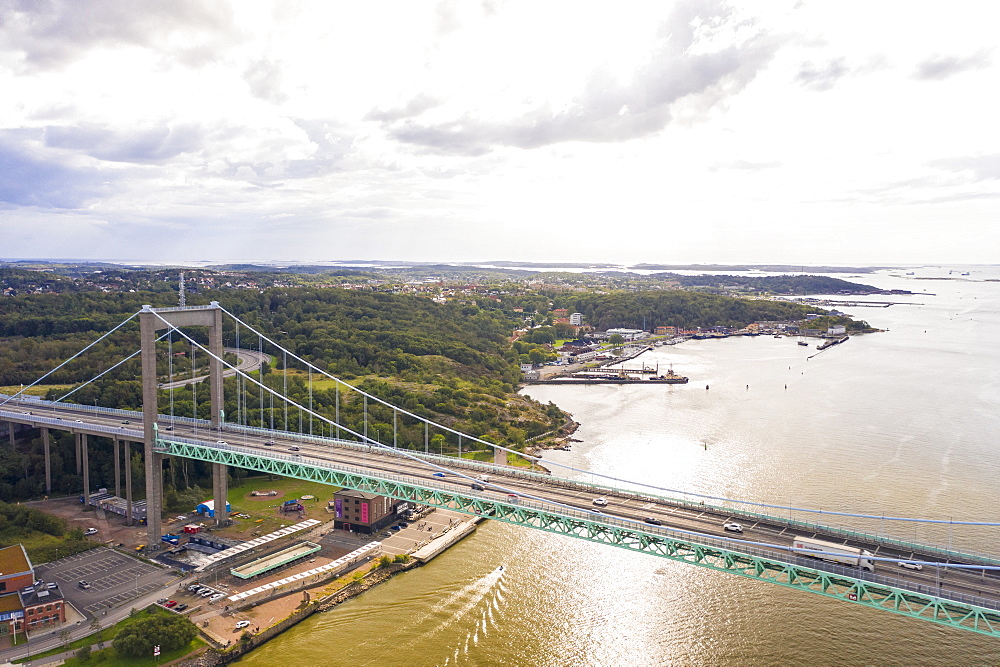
<box><xmin>155</xmin><ymin>437</ymin><xmax>1000</xmax><ymax>638</ymax></box>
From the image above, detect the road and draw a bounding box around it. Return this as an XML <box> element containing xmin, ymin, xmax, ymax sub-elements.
<box><xmin>3</xmin><ymin>396</ymin><xmax>1000</xmax><ymax>610</ymax></box>
<box><xmin>158</xmin><ymin>347</ymin><xmax>271</xmax><ymax>390</ymax></box>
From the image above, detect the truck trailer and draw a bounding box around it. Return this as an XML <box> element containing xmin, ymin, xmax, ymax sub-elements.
<box><xmin>792</xmin><ymin>536</ymin><xmax>875</xmax><ymax>572</ymax></box>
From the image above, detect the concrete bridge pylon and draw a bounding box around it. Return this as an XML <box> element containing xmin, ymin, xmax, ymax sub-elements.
<box><xmin>140</xmin><ymin>302</ymin><xmax>228</xmax><ymax>547</ymax></box>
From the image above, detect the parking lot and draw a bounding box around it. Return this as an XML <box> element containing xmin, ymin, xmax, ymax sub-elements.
<box><xmin>35</xmin><ymin>547</ymin><xmax>176</xmax><ymax>616</ymax></box>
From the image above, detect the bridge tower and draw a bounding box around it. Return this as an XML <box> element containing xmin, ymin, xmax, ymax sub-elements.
<box><xmin>139</xmin><ymin>302</ymin><xmax>229</xmax><ymax>547</ymax></box>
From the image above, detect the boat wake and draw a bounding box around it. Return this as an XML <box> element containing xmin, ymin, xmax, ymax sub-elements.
<box><xmin>391</xmin><ymin>567</ymin><xmax>507</xmax><ymax>666</ymax></box>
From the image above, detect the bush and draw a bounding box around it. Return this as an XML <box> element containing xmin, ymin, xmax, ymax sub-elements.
<box><xmin>112</xmin><ymin>612</ymin><xmax>197</xmax><ymax>658</ymax></box>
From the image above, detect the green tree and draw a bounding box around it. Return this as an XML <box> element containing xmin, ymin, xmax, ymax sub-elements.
<box><xmin>607</xmin><ymin>334</ymin><xmax>625</xmax><ymax>345</ymax></box>
<box><xmin>112</xmin><ymin>613</ymin><xmax>196</xmax><ymax>658</ymax></box>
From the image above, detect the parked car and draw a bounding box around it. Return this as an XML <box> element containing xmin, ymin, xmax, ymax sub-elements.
<box><xmin>77</xmin><ymin>580</ymin><xmax>91</xmax><ymax>589</ymax></box>
<box><xmin>156</xmin><ymin>598</ymin><xmax>168</xmax><ymax>604</ymax></box>
<box><xmin>235</xmin><ymin>620</ymin><xmax>251</xmax><ymax>630</ymax></box>
<box><xmin>210</xmin><ymin>593</ymin><xmax>225</xmax><ymax>602</ymax></box>
<box><xmin>164</xmin><ymin>600</ymin><xmax>177</xmax><ymax>608</ymax></box>
<box><xmin>84</xmin><ymin>528</ymin><xmax>98</xmax><ymax>535</ymax></box>
<box><xmin>723</xmin><ymin>522</ymin><xmax>744</xmax><ymax>533</ymax></box>
<box><xmin>200</xmin><ymin>589</ymin><xmax>215</xmax><ymax>597</ymax></box>
<box><xmin>176</xmin><ymin>603</ymin><xmax>188</xmax><ymax>611</ymax></box>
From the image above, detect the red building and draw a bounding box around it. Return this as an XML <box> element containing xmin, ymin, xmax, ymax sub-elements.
<box><xmin>331</xmin><ymin>490</ymin><xmax>399</xmax><ymax>534</ymax></box>
<box><xmin>0</xmin><ymin>544</ymin><xmax>66</xmax><ymax>637</ymax></box>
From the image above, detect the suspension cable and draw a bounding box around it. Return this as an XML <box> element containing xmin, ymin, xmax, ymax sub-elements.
<box><xmin>1</xmin><ymin>312</ymin><xmax>139</xmax><ymax>407</ymax></box>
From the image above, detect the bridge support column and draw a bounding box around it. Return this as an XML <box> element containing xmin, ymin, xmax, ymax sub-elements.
<box><xmin>75</xmin><ymin>433</ymin><xmax>81</xmax><ymax>474</ymax></box>
<box><xmin>494</xmin><ymin>446</ymin><xmax>506</xmax><ymax>466</ymax></box>
<box><xmin>113</xmin><ymin>438</ymin><xmax>121</xmax><ymax>498</ymax></box>
<box><xmin>42</xmin><ymin>427</ymin><xmax>51</xmax><ymax>495</ymax></box>
<box><xmin>212</xmin><ymin>463</ymin><xmax>229</xmax><ymax>527</ymax></box>
<box><xmin>140</xmin><ymin>307</ymin><xmax>163</xmax><ymax>545</ymax></box>
<box><xmin>124</xmin><ymin>440</ymin><xmax>133</xmax><ymax>526</ymax></box>
<box><xmin>81</xmin><ymin>433</ymin><xmax>90</xmax><ymax>506</ymax></box>
<box><xmin>140</xmin><ymin>302</ymin><xmax>225</xmax><ymax>545</ymax></box>
<box><xmin>7</xmin><ymin>421</ymin><xmax>14</xmax><ymax>451</ymax></box>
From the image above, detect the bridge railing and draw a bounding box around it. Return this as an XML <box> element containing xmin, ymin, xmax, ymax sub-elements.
<box><xmin>8</xmin><ymin>393</ymin><xmax>997</xmax><ymax>567</ymax></box>
<box><xmin>155</xmin><ymin>436</ymin><xmax>1000</xmax><ymax>611</ymax></box>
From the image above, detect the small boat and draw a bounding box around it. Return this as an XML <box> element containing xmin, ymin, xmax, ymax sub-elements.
<box><xmin>797</xmin><ymin>340</ymin><xmax>809</xmax><ymax>346</ymax></box>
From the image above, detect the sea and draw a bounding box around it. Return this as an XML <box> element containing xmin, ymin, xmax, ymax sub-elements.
<box><xmin>236</xmin><ymin>265</ymin><xmax>1000</xmax><ymax>666</ymax></box>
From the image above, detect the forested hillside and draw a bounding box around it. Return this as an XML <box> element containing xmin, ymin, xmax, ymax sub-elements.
<box><xmin>553</xmin><ymin>291</ymin><xmax>872</xmax><ymax>331</ymax></box>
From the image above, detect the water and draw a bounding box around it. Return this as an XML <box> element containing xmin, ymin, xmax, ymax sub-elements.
<box><xmin>238</xmin><ymin>266</ymin><xmax>1000</xmax><ymax>666</ymax></box>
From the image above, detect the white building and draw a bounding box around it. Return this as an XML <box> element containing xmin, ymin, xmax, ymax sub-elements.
<box><xmin>569</xmin><ymin>312</ymin><xmax>583</xmax><ymax>325</ymax></box>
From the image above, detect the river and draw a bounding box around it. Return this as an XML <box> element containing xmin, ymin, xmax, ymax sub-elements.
<box><xmin>237</xmin><ymin>266</ymin><xmax>1000</xmax><ymax>666</ymax></box>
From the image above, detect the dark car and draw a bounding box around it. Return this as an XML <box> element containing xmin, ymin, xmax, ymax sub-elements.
<box><xmin>471</xmin><ymin>483</ymin><xmax>485</xmax><ymax>491</ymax></box>
<box><xmin>176</xmin><ymin>603</ymin><xmax>188</xmax><ymax>611</ymax></box>
<box><xmin>643</xmin><ymin>517</ymin><xmax>664</xmax><ymax>526</ymax></box>
<box><xmin>288</xmin><ymin>446</ymin><xmax>300</xmax><ymax>452</ymax></box>
<box><xmin>399</xmin><ymin>522</ymin><xmax>409</xmax><ymax>528</ymax></box>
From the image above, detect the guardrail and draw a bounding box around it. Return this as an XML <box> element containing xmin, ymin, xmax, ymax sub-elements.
<box><xmin>6</xmin><ymin>393</ymin><xmax>997</xmax><ymax>566</ymax></box>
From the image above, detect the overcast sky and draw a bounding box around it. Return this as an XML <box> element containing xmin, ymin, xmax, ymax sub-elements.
<box><xmin>1</xmin><ymin>1</ymin><xmax>997</xmax><ymax>266</ymax></box>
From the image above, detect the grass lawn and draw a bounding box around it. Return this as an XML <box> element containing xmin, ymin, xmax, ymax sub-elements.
<box><xmin>457</xmin><ymin>449</ymin><xmax>534</xmax><ymax>468</ymax></box>
<box><xmin>55</xmin><ymin>637</ymin><xmax>206</xmax><ymax>666</ymax></box>
<box><xmin>0</xmin><ymin>384</ymin><xmax>73</xmax><ymax>397</ymax></box>
<box><xmin>0</xmin><ymin>533</ymin><xmax>99</xmax><ymax>566</ymax></box>
<box><xmin>217</xmin><ymin>475</ymin><xmax>339</xmax><ymax>540</ymax></box>
<box><xmin>15</xmin><ymin>606</ymin><xmax>192</xmax><ymax>663</ymax></box>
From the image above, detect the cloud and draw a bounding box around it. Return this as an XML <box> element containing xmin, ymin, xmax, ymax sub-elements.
<box><xmin>0</xmin><ymin>131</ymin><xmax>109</xmax><ymax>208</ymax></box>
<box><xmin>914</xmin><ymin>52</ymin><xmax>991</xmax><ymax>81</ymax></box>
<box><xmin>712</xmin><ymin>159</ymin><xmax>782</xmax><ymax>172</ymax></box>
<box><xmin>365</xmin><ymin>94</ymin><xmax>444</xmax><ymax>123</ymax></box>
<box><xmin>44</xmin><ymin>124</ymin><xmax>205</xmax><ymax>164</ymax></box>
<box><xmin>0</xmin><ymin>0</ymin><xmax>238</xmax><ymax>72</ymax></box>
<box><xmin>795</xmin><ymin>57</ymin><xmax>849</xmax><ymax>91</ymax></box>
<box><xmin>374</xmin><ymin>1</ymin><xmax>783</xmax><ymax>156</ymax></box>
<box><xmin>244</xmin><ymin>59</ymin><xmax>288</xmax><ymax>104</ymax></box>
<box><xmin>929</xmin><ymin>154</ymin><xmax>1000</xmax><ymax>181</ymax></box>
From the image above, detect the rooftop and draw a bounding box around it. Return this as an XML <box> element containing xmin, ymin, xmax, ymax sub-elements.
<box><xmin>0</xmin><ymin>544</ymin><xmax>32</xmax><ymax>578</ymax></box>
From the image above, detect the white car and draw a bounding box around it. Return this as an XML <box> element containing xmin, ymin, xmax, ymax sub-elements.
<box><xmin>210</xmin><ymin>593</ymin><xmax>225</xmax><ymax>602</ymax></box>
<box><xmin>592</xmin><ymin>497</ymin><xmax>608</xmax><ymax>507</ymax></box>
<box><xmin>235</xmin><ymin>620</ymin><xmax>251</xmax><ymax>630</ymax></box>
<box><xmin>723</xmin><ymin>522</ymin><xmax>744</xmax><ymax>533</ymax></box>
<box><xmin>898</xmin><ymin>561</ymin><xmax>923</xmax><ymax>571</ymax></box>
<box><xmin>84</xmin><ymin>528</ymin><xmax>98</xmax><ymax>536</ymax></box>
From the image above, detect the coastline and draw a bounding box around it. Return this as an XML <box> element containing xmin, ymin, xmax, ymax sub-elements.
<box><xmin>179</xmin><ymin>514</ymin><xmax>484</xmax><ymax>666</ymax></box>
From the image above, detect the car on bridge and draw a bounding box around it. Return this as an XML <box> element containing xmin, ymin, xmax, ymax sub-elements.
<box><xmin>898</xmin><ymin>561</ymin><xmax>924</xmax><ymax>570</ymax></box>
<box><xmin>433</xmin><ymin>472</ymin><xmax>447</xmax><ymax>477</ymax></box>
<box><xmin>471</xmin><ymin>483</ymin><xmax>485</xmax><ymax>490</ymax></box>
<box><xmin>265</xmin><ymin>440</ymin><xmax>276</xmax><ymax>446</ymax></box>
<box><xmin>723</xmin><ymin>522</ymin><xmax>744</xmax><ymax>533</ymax></box>
<box><xmin>288</xmin><ymin>446</ymin><xmax>300</xmax><ymax>452</ymax></box>
<box><xmin>643</xmin><ymin>517</ymin><xmax>664</xmax><ymax>526</ymax></box>
<box><xmin>592</xmin><ymin>497</ymin><xmax>608</xmax><ymax>506</ymax></box>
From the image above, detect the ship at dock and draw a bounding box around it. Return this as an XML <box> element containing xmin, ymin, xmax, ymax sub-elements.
<box><xmin>817</xmin><ymin>335</ymin><xmax>849</xmax><ymax>350</ymax></box>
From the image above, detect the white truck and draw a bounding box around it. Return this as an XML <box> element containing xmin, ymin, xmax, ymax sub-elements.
<box><xmin>792</xmin><ymin>536</ymin><xmax>875</xmax><ymax>572</ymax></box>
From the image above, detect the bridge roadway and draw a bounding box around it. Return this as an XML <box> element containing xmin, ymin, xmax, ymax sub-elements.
<box><xmin>4</xmin><ymin>397</ymin><xmax>1000</xmax><ymax>609</ymax></box>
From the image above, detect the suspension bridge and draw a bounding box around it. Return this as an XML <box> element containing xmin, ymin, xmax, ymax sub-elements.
<box><xmin>3</xmin><ymin>302</ymin><xmax>1000</xmax><ymax>637</ymax></box>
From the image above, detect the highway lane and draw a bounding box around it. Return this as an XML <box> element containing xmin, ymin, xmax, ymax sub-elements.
<box><xmin>4</xmin><ymin>397</ymin><xmax>1000</xmax><ymax>605</ymax></box>
<box><xmin>159</xmin><ymin>347</ymin><xmax>272</xmax><ymax>390</ymax></box>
